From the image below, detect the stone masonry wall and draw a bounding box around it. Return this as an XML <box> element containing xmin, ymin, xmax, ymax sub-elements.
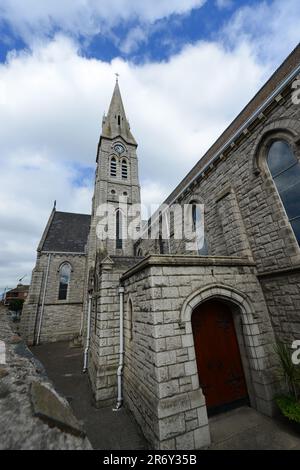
<box><xmin>21</xmin><ymin>252</ymin><xmax>86</xmax><ymax>344</ymax></box>
<box><xmin>88</xmin><ymin>262</ymin><xmax>121</xmax><ymax>406</ymax></box>
<box><xmin>136</xmin><ymin>83</ymin><xmax>300</xmax><ymax>340</ymax></box>
<box><xmin>0</xmin><ymin>305</ymin><xmax>91</xmax><ymax>449</ymax></box>
<box><xmin>88</xmin><ymin>256</ymin><xmax>141</xmax><ymax>406</ymax></box>
<box><xmin>259</xmin><ymin>270</ymin><xmax>300</xmax><ymax>343</ymax></box>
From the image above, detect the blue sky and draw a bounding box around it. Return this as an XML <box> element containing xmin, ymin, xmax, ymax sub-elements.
<box><xmin>0</xmin><ymin>0</ymin><xmax>290</xmax><ymax>64</ymax></box>
<box><xmin>0</xmin><ymin>0</ymin><xmax>299</xmax><ymax>291</ymax></box>
<box><xmin>71</xmin><ymin>0</ymin><xmax>252</xmax><ymax>63</ymax></box>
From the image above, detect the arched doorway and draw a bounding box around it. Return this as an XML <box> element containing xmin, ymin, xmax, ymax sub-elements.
<box><xmin>192</xmin><ymin>299</ymin><xmax>249</xmax><ymax>416</ymax></box>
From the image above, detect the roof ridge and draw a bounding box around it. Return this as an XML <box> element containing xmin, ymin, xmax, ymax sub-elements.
<box><xmin>55</xmin><ymin>211</ymin><xmax>91</xmax><ymax>217</ymax></box>
<box><xmin>164</xmin><ymin>42</ymin><xmax>300</xmax><ymax>206</ymax></box>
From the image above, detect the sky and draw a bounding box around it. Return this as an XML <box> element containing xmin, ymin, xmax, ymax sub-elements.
<box><xmin>0</xmin><ymin>0</ymin><xmax>299</xmax><ymax>293</ymax></box>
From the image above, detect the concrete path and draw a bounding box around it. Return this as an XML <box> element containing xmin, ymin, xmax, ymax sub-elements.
<box><xmin>30</xmin><ymin>341</ymin><xmax>300</xmax><ymax>450</ymax></box>
<box><xmin>30</xmin><ymin>341</ymin><xmax>147</xmax><ymax>450</ymax></box>
<box><xmin>208</xmin><ymin>406</ymin><xmax>300</xmax><ymax>450</ymax></box>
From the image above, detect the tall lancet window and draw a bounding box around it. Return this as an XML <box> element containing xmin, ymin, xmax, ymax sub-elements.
<box><xmin>158</xmin><ymin>213</ymin><xmax>164</xmax><ymax>254</ymax></box>
<box><xmin>121</xmin><ymin>159</ymin><xmax>128</xmax><ymax>179</ymax></box>
<box><xmin>110</xmin><ymin>157</ymin><xmax>117</xmax><ymax>177</ymax></box>
<box><xmin>58</xmin><ymin>263</ymin><xmax>71</xmax><ymax>300</ymax></box>
<box><xmin>116</xmin><ymin>209</ymin><xmax>123</xmax><ymax>249</ymax></box>
<box><xmin>267</xmin><ymin>140</ymin><xmax>300</xmax><ymax>244</ymax></box>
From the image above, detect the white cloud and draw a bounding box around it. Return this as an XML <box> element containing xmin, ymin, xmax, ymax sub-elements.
<box><xmin>0</xmin><ymin>0</ymin><xmax>206</xmax><ymax>45</ymax></box>
<box><xmin>0</xmin><ymin>147</ymin><xmax>93</xmax><ymax>290</ymax></box>
<box><xmin>222</xmin><ymin>0</ymin><xmax>300</xmax><ymax>67</ymax></box>
<box><xmin>119</xmin><ymin>26</ymin><xmax>149</xmax><ymax>55</ymax></box>
<box><xmin>215</xmin><ymin>0</ymin><xmax>233</xmax><ymax>9</ymax></box>
<box><xmin>0</xmin><ymin>0</ymin><xmax>299</xmax><ymax>291</ymax></box>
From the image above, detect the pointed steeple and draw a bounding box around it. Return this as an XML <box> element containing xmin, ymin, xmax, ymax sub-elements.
<box><xmin>101</xmin><ymin>79</ymin><xmax>137</xmax><ymax>145</ymax></box>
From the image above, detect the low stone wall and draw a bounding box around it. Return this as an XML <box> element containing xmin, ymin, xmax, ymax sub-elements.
<box><xmin>36</xmin><ymin>303</ymin><xmax>83</xmax><ymax>344</ymax></box>
<box><xmin>0</xmin><ymin>305</ymin><xmax>91</xmax><ymax>450</ymax></box>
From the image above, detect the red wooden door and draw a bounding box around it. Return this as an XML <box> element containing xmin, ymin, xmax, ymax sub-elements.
<box><xmin>192</xmin><ymin>299</ymin><xmax>248</xmax><ymax>414</ymax></box>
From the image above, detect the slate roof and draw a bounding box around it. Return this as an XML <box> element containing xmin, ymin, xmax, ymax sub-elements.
<box><xmin>41</xmin><ymin>211</ymin><xmax>91</xmax><ymax>253</ymax></box>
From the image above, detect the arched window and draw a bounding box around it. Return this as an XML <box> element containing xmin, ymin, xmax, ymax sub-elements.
<box><xmin>191</xmin><ymin>202</ymin><xmax>208</xmax><ymax>255</ymax></box>
<box><xmin>58</xmin><ymin>263</ymin><xmax>71</xmax><ymax>300</ymax></box>
<box><xmin>170</xmin><ymin>210</ymin><xmax>175</xmax><ymax>237</ymax></box>
<box><xmin>191</xmin><ymin>203</ymin><xmax>197</xmax><ymax>232</ymax></box>
<box><xmin>116</xmin><ymin>209</ymin><xmax>123</xmax><ymax>249</ymax></box>
<box><xmin>110</xmin><ymin>157</ymin><xmax>117</xmax><ymax>177</ymax></box>
<box><xmin>121</xmin><ymin>159</ymin><xmax>128</xmax><ymax>179</ymax></box>
<box><xmin>267</xmin><ymin>140</ymin><xmax>300</xmax><ymax>244</ymax></box>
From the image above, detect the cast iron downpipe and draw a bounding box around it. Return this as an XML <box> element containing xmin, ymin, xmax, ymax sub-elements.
<box><xmin>114</xmin><ymin>286</ymin><xmax>125</xmax><ymax>410</ymax></box>
<box><xmin>83</xmin><ymin>293</ymin><xmax>92</xmax><ymax>373</ymax></box>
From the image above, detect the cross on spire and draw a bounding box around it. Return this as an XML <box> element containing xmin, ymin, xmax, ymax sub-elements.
<box><xmin>115</xmin><ymin>72</ymin><xmax>120</xmax><ymax>82</ymax></box>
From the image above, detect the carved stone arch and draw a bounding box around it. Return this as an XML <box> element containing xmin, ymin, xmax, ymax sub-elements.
<box><xmin>57</xmin><ymin>260</ymin><xmax>73</xmax><ymax>273</ymax></box>
<box><xmin>180</xmin><ymin>282</ymin><xmax>269</xmax><ymax>373</ymax></box>
<box><xmin>180</xmin><ymin>283</ymin><xmax>253</xmax><ymax>327</ymax></box>
<box><xmin>185</xmin><ymin>192</ymin><xmax>205</xmax><ymax>205</ymax></box>
<box><xmin>252</xmin><ymin>118</ymin><xmax>300</xmax><ymax>175</ymax></box>
<box><xmin>180</xmin><ymin>282</ymin><xmax>275</xmax><ymax>415</ymax></box>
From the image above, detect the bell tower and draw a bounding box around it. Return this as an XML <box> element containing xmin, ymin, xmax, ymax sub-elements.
<box><xmin>89</xmin><ymin>79</ymin><xmax>141</xmax><ymax>259</ymax></box>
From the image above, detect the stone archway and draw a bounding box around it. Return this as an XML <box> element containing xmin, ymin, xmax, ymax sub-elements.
<box><xmin>192</xmin><ymin>298</ymin><xmax>249</xmax><ymax>415</ymax></box>
<box><xmin>180</xmin><ymin>284</ymin><xmax>274</xmax><ymax>418</ymax></box>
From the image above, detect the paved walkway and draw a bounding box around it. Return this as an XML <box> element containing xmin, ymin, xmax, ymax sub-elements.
<box><xmin>30</xmin><ymin>341</ymin><xmax>300</xmax><ymax>450</ymax></box>
<box><xmin>209</xmin><ymin>406</ymin><xmax>300</xmax><ymax>450</ymax></box>
<box><xmin>30</xmin><ymin>341</ymin><xmax>147</xmax><ymax>450</ymax></box>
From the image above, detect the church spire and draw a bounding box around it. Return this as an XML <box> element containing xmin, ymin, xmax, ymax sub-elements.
<box><xmin>101</xmin><ymin>78</ymin><xmax>137</xmax><ymax>145</ymax></box>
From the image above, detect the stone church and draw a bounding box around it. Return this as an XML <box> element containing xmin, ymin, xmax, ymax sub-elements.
<box><xmin>21</xmin><ymin>44</ymin><xmax>300</xmax><ymax>449</ymax></box>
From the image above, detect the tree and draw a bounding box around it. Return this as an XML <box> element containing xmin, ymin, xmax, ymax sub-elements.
<box><xmin>8</xmin><ymin>299</ymin><xmax>24</xmax><ymax>313</ymax></box>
